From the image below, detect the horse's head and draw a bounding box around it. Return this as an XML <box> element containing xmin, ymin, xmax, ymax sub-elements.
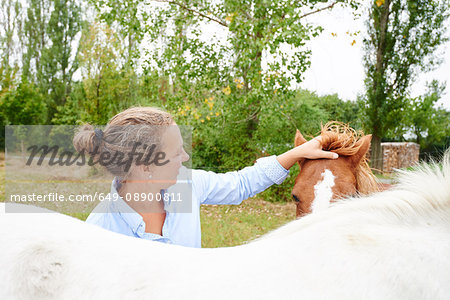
<box><xmin>292</xmin><ymin>123</ymin><xmax>379</xmax><ymax>218</ymax></box>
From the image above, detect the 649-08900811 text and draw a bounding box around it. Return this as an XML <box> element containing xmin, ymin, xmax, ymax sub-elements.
<box><xmin>8</xmin><ymin>192</ymin><xmax>183</xmax><ymax>203</ymax></box>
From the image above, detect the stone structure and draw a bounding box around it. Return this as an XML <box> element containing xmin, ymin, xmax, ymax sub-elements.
<box><xmin>367</xmin><ymin>142</ymin><xmax>420</xmax><ymax>173</ymax></box>
<box><xmin>381</xmin><ymin>142</ymin><xmax>420</xmax><ymax>173</ymax></box>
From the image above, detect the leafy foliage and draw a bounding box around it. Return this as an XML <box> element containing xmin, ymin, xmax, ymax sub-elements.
<box><xmin>402</xmin><ymin>81</ymin><xmax>449</xmax><ymax>150</ymax></box>
<box><xmin>362</xmin><ymin>0</ymin><xmax>450</xmax><ymax>170</ymax></box>
<box><xmin>0</xmin><ymin>0</ymin><xmax>448</xmax><ymax>202</ymax></box>
<box><xmin>0</xmin><ymin>80</ymin><xmax>46</xmax><ymax>125</ymax></box>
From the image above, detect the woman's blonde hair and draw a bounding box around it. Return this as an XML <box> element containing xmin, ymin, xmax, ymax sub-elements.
<box><xmin>73</xmin><ymin>107</ymin><xmax>174</xmax><ymax>179</ymax></box>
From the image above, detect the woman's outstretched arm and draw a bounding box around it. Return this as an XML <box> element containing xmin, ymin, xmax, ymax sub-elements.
<box><xmin>276</xmin><ymin>136</ymin><xmax>338</xmax><ymax>170</ymax></box>
<box><xmin>193</xmin><ymin>135</ymin><xmax>337</xmax><ymax>206</ymax></box>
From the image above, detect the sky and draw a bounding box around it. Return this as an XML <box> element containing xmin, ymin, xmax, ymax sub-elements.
<box><xmin>298</xmin><ymin>4</ymin><xmax>450</xmax><ymax>110</ymax></box>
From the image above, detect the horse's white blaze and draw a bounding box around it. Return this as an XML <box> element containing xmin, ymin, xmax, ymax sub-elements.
<box><xmin>311</xmin><ymin>169</ymin><xmax>335</xmax><ymax>213</ymax></box>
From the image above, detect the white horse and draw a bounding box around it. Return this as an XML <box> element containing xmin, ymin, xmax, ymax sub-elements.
<box><xmin>1</xmin><ymin>152</ymin><xmax>449</xmax><ymax>300</ymax></box>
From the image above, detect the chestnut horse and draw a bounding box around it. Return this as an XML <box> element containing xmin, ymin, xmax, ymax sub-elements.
<box><xmin>1</xmin><ymin>151</ymin><xmax>450</xmax><ymax>299</ymax></box>
<box><xmin>292</xmin><ymin>123</ymin><xmax>379</xmax><ymax>217</ymax></box>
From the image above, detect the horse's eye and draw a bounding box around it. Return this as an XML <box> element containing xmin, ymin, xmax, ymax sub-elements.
<box><xmin>292</xmin><ymin>194</ymin><xmax>300</xmax><ymax>203</ymax></box>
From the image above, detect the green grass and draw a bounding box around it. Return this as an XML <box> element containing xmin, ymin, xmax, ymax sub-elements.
<box><xmin>200</xmin><ymin>198</ymin><xmax>296</xmax><ymax>247</ymax></box>
<box><xmin>375</xmin><ymin>173</ymin><xmax>394</xmax><ymax>180</ymax></box>
<box><xmin>68</xmin><ymin>212</ymin><xmax>91</xmax><ymax>220</ymax></box>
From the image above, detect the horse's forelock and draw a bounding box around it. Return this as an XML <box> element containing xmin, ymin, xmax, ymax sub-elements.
<box><xmin>319</xmin><ymin>122</ymin><xmax>362</xmax><ymax>155</ymax></box>
<box><xmin>319</xmin><ymin>122</ymin><xmax>379</xmax><ymax>195</ymax></box>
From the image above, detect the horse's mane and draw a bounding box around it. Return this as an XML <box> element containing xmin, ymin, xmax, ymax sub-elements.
<box><xmin>319</xmin><ymin>122</ymin><xmax>379</xmax><ymax>195</ymax></box>
<box><xmin>260</xmin><ymin>149</ymin><xmax>450</xmax><ymax>241</ymax></box>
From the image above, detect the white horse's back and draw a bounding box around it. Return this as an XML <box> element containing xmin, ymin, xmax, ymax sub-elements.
<box><xmin>1</xmin><ymin>152</ymin><xmax>449</xmax><ymax>299</ymax></box>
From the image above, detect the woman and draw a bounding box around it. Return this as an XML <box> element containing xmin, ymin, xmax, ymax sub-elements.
<box><xmin>74</xmin><ymin>107</ymin><xmax>338</xmax><ymax>247</ymax></box>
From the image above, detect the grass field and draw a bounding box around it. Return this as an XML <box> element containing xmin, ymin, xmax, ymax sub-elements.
<box><xmin>200</xmin><ymin>199</ymin><xmax>295</xmax><ymax>247</ymax></box>
<box><xmin>0</xmin><ymin>151</ymin><xmax>296</xmax><ymax>248</ymax></box>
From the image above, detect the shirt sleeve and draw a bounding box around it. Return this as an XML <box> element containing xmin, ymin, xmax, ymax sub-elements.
<box><xmin>193</xmin><ymin>155</ymin><xmax>289</xmax><ymax>205</ymax></box>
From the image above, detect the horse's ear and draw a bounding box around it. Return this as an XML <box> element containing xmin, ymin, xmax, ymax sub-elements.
<box><xmin>295</xmin><ymin>129</ymin><xmax>307</xmax><ymax>147</ymax></box>
<box><xmin>350</xmin><ymin>134</ymin><xmax>372</xmax><ymax>165</ymax></box>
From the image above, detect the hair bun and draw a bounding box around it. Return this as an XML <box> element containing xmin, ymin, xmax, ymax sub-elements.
<box><xmin>73</xmin><ymin>124</ymin><xmax>101</xmax><ymax>155</ymax></box>
<box><xmin>94</xmin><ymin>128</ymin><xmax>103</xmax><ymax>141</ymax></box>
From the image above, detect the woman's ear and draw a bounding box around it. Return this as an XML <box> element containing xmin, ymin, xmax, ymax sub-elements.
<box><xmin>131</xmin><ymin>164</ymin><xmax>151</xmax><ymax>178</ymax></box>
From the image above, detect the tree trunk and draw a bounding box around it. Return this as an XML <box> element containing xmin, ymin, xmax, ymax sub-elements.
<box><xmin>371</xmin><ymin>134</ymin><xmax>383</xmax><ymax>174</ymax></box>
<box><xmin>369</xmin><ymin>0</ymin><xmax>390</xmax><ymax>175</ymax></box>
<box><xmin>375</xmin><ymin>0</ymin><xmax>390</xmax><ymax>79</ymax></box>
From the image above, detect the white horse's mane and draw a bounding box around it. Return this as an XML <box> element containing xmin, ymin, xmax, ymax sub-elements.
<box><xmin>261</xmin><ymin>150</ymin><xmax>450</xmax><ymax>240</ymax></box>
<box><xmin>0</xmin><ymin>151</ymin><xmax>449</xmax><ymax>300</ymax></box>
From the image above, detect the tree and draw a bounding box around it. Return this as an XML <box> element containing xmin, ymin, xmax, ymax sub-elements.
<box><xmin>143</xmin><ymin>0</ymin><xmax>350</xmax><ymax>131</ymax></box>
<box><xmin>87</xmin><ymin>0</ymin><xmax>148</xmax><ymax>104</ymax></box>
<box><xmin>405</xmin><ymin>80</ymin><xmax>449</xmax><ymax>148</ymax></box>
<box><xmin>92</xmin><ymin>0</ymin><xmax>359</xmax><ymax>167</ymax></box>
<box><xmin>63</xmin><ymin>22</ymin><xmax>135</xmax><ymax>124</ymax></box>
<box><xmin>313</xmin><ymin>93</ymin><xmax>361</xmax><ymax>128</ymax></box>
<box><xmin>362</xmin><ymin>0</ymin><xmax>449</xmax><ymax>171</ymax></box>
<box><xmin>21</xmin><ymin>0</ymin><xmax>83</xmax><ymax>122</ymax></box>
<box><xmin>0</xmin><ymin>0</ymin><xmax>22</xmax><ymax>91</ymax></box>
<box><xmin>88</xmin><ymin>0</ymin><xmax>146</xmax><ymax>66</ymax></box>
<box><xmin>21</xmin><ymin>0</ymin><xmax>52</xmax><ymax>83</ymax></box>
<box><xmin>0</xmin><ymin>80</ymin><xmax>47</xmax><ymax>125</ymax></box>
<box><xmin>42</xmin><ymin>0</ymin><xmax>83</xmax><ymax>116</ymax></box>
<box><xmin>423</xmin><ymin>107</ymin><xmax>450</xmax><ymax>160</ymax></box>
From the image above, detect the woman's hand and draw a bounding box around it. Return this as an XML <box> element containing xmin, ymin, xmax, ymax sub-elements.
<box><xmin>295</xmin><ymin>136</ymin><xmax>338</xmax><ymax>160</ymax></box>
<box><xmin>276</xmin><ymin>136</ymin><xmax>338</xmax><ymax>170</ymax></box>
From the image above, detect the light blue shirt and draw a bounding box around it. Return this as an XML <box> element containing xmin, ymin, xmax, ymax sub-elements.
<box><xmin>85</xmin><ymin>155</ymin><xmax>289</xmax><ymax>248</ymax></box>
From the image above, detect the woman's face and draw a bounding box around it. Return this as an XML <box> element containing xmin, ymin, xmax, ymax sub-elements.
<box><xmin>151</xmin><ymin>124</ymin><xmax>189</xmax><ymax>188</ymax></box>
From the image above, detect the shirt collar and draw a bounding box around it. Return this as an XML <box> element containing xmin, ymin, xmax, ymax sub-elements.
<box><xmin>108</xmin><ymin>178</ymin><xmax>171</xmax><ymax>240</ymax></box>
<box><xmin>109</xmin><ymin>179</ymin><xmax>146</xmax><ymax>237</ymax></box>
